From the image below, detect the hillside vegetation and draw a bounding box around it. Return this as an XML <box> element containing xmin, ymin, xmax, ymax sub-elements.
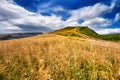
<box><xmin>0</xmin><ymin>33</ymin><xmax>120</xmax><ymax>80</ymax></box>
<box><xmin>52</xmin><ymin>26</ymin><xmax>120</xmax><ymax>41</ymax></box>
<box><xmin>101</xmin><ymin>33</ymin><xmax>120</xmax><ymax>41</ymax></box>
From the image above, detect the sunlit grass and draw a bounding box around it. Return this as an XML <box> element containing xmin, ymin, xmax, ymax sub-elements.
<box><xmin>0</xmin><ymin>34</ymin><xmax>120</xmax><ymax>80</ymax></box>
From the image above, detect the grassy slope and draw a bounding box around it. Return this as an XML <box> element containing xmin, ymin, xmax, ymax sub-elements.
<box><xmin>52</xmin><ymin>26</ymin><xmax>120</xmax><ymax>41</ymax></box>
<box><xmin>0</xmin><ymin>33</ymin><xmax>120</xmax><ymax>80</ymax></box>
<box><xmin>51</xmin><ymin>26</ymin><xmax>92</xmax><ymax>38</ymax></box>
<box><xmin>101</xmin><ymin>33</ymin><xmax>120</xmax><ymax>41</ymax></box>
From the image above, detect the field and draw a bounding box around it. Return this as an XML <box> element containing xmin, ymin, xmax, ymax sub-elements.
<box><xmin>0</xmin><ymin>33</ymin><xmax>120</xmax><ymax>80</ymax></box>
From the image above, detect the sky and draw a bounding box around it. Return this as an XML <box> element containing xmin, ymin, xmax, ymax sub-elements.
<box><xmin>0</xmin><ymin>0</ymin><xmax>120</xmax><ymax>34</ymax></box>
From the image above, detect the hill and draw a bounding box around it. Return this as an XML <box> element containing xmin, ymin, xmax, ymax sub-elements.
<box><xmin>0</xmin><ymin>32</ymin><xmax>42</xmax><ymax>40</ymax></box>
<box><xmin>52</xmin><ymin>26</ymin><xmax>120</xmax><ymax>41</ymax></box>
<box><xmin>51</xmin><ymin>26</ymin><xmax>98</xmax><ymax>38</ymax></box>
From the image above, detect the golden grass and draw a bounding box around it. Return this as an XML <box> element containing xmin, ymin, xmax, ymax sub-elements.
<box><xmin>0</xmin><ymin>34</ymin><xmax>120</xmax><ymax>80</ymax></box>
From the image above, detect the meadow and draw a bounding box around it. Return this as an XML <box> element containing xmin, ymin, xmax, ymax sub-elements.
<box><xmin>0</xmin><ymin>34</ymin><xmax>120</xmax><ymax>80</ymax></box>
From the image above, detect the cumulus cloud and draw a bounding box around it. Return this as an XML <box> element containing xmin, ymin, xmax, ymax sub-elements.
<box><xmin>69</xmin><ymin>3</ymin><xmax>112</xmax><ymax>20</ymax></box>
<box><xmin>96</xmin><ymin>28</ymin><xmax>120</xmax><ymax>34</ymax></box>
<box><xmin>66</xmin><ymin>2</ymin><xmax>115</xmax><ymax>28</ymax></box>
<box><xmin>0</xmin><ymin>0</ymin><xmax>119</xmax><ymax>34</ymax></box>
<box><xmin>81</xmin><ymin>17</ymin><xmax>112</xmax><ymax>28</ymax></box>
<box><xmin>0</xmin><ymin>0</ymin><xmax>65</xmax><ymax>33</ymax></box>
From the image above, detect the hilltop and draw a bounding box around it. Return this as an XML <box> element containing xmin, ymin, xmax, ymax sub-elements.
<box><xmin>0</xmin><ymin>26</ymin><xmax>120</xmax><ymax>80</ymax></box>
<box><xmin>51</xmin><ymin>26</ymin><xmax>98</xmax><ymax>38</ymax></box>
<box><xmin>51</xmin><ymin>26</ymin><xmax>120</xmax><ymax>41</ymax></box>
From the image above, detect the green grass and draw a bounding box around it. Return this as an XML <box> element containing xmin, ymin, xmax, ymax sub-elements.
<box><xmin>76</xmin><ymin>27</ymin><xmax>99</xmax><ymax>38</ymax></box>
<box><xmin>52</xmin><ymin>26</ymin><xmax>120</xmax><ymax>41</ymax></box>
<box><xmin>100</xmin><ymin>34</ymin><xmax>120</xmax><ymax>41</ymax></box>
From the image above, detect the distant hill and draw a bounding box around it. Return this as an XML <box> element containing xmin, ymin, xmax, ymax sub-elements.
<box><xmin>51</xmin><ymin>26</ymin><xmax>98</xmax><ymax>38</ymax></box>
<box><xmin>51</xmin><ymin>26</ymin><xmax>120</xmax><ymax>41</ymax></box>
<box><xmin>0</xmin><ymin>33</ymin><xmax>42</xmax><ymax>40</ymax></box>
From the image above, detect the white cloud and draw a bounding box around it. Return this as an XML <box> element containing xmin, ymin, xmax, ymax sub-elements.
<box><xmin>81</xmin><ymin>17</ymin><xmax>111</xmax><ymax>28</ymax></box>
<box><xmin>114</xmin><ymin>13</ymin><xmax>120</xmax><ymax>22</ymax></box>
<box><xmin>69</xmin><ymin>3</ymin><xmax>111</xmax><ymax>21</ymax></box>
<box><xmin>0</xmin><ymin>0</ymin><xmax>119</xmax><ymax>34</ymax></box>
<box><xmin>0</xmin><ymin>21</ymin><xmax>21</xmax><ymax>33</ymax></box>
<box><xmin>70</xmin><ymin>3</ymin><xmax>109</xmax><ymax>21</ymax></box>
<box><xmin>8</xmin><ymin>14</ymin><xmax>64</xmax><ymax>30</ymax></box>
<box><xmin>0</xmin><ymin>0</ymin><xmax>65</xmax><ymax>33</ymax></box>
<box><xmin>66</xmin><ymin>3</ymin><xmax>114</xmax><ymax>28</ymax></box>
<box><xmin>96</xmin><ymin>28</ymin><xmax>120</xmax><ymax>34</ymax></box>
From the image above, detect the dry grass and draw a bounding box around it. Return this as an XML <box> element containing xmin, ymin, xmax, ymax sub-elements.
<box><xmin>0</xmin><ymin>34</ymin><xmax>120</xmax><ymax>80</ymax></box>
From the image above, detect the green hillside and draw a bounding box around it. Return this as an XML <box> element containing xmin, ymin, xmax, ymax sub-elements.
<box><xmin>101</xmin><ymin>33</ymin><xmax>120</xmax><ymax>41</ymax></box>
<box><xmin>76</xmin><ymin>27</ymin><xmax>98</xmax><ymax>37</ymax></box>
<box><xmin>51</xmin><ymin>26</ymin><xmax>98</xmax><ymax>38</ymax></box>
<box><xmin>52</xmin><ymin>26</ymin><xmax>120</xmax><ymax>41</ymax></box>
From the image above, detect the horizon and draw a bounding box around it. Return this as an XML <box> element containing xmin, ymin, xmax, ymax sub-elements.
<box><xmin>0</xmin><ymin>0</ymin><xmax>120</xmax><ymax>34</ymax></box>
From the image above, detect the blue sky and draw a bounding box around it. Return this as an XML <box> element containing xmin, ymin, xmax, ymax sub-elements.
<box><xmin>0</xmin><ymin>0</ymin><xmax>120</xmax><ymax>34</ymax></box>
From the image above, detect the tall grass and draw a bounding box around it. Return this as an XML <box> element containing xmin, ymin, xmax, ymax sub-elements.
<box><xmin>0</xmin><ymin>34</ymin><xmax>120</xmax><ymax>80</ymax></box>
